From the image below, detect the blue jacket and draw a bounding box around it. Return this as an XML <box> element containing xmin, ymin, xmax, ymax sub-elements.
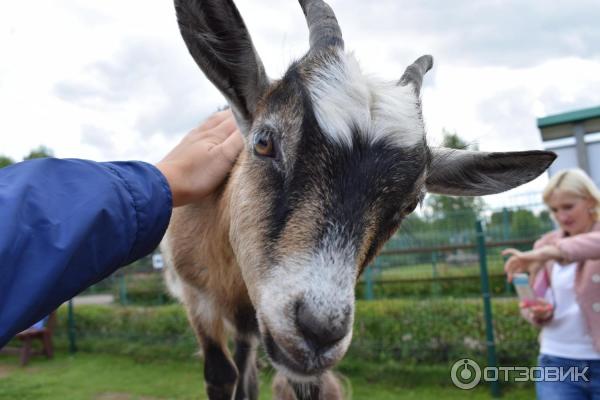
<box><xmin>0</xmin><ymin>158</ymin><xmax>172</xmax><ymax>347</ymax></box>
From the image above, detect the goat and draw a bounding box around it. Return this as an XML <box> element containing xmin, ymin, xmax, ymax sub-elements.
<box><xmin>161</xmin><ymin>0</ymin><xmax>556</xmax><ymax>399</ymax></box>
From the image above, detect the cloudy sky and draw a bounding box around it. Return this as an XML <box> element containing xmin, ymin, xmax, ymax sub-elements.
<box><xmin>1</xmin><ymin>0</ymin><xmax>600</xmax><ymax>204</ymax></box>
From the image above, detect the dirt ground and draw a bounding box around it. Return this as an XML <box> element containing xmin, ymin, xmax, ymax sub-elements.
<box><xmin>0</xmin><ymin>364</ymin><xmax>15</xmax><ymax>378</ymax></box>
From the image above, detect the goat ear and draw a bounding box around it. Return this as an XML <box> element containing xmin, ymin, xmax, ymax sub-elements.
<box><xmin>425</xmin><ymin>149</ymin><xmax>556</xmax><ymax>196</ymax></box>
<box><xmin>174</xmin><ymin>0</ymin><xmax>269</xmax><ymax>134</ymax></box>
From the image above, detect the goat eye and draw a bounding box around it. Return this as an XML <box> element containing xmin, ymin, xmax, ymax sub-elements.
<box><xmin>253</xmin><ymin>133</ymin><xmax>275</xmax><ymax>158</ymax></box>
<box><xmin>405</xmin><ymin>192</ymin><xmax>424</xmax><ymax>214</ymax></box>
<box><xmin>405</xmin><ymin>200</ymin><xmax>419</xmax><ymax>214</ymax></box>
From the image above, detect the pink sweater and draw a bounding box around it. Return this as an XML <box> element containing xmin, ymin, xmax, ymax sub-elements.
<box><xmin>528</xmin><ymin>222</ymin><xmax>600</xmax><ymax>351</ymax></box>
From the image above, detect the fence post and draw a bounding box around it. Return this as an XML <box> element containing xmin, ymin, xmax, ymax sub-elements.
<box><xmin>431</xmin><ymin>251</ymin><xmax>440</xmax><ymax>297</ymax></box>
<box><xmin>501</xmin><ymin>207</ymin><xmax>510</xmax><ymax>239</ymax></box>
<box><xmin>476</xmin><ymin>220</ymin><xmax>501</xmax><ymax>398</ymax></box>
<box><xmin>68</xmin><ymin>299</ymin><xmax>77</xmax><ymax>353</ymax></box>
<box><xmin>502</xmin><ymin>208</ymin><xmax>512</xmax><ymax>295</ymax></box>
<box><xmin>119</xmin><ymin>274</ymin><xmax>128</xmax><ymax>305</ymax></box>
<box><xmin>364</xmin><ymin>265</ymin><xmax>375</xmax><ymax>300</ymax></box>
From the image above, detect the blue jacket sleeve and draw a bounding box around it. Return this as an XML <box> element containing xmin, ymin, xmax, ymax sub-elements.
<box><xmin>0</xmin><ymin>158</ymin><xmax>172</xmax><ymax>347</ymax></box>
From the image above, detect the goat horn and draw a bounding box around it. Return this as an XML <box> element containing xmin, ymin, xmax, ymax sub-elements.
<box><xmin>398</xmin><ymin>55</ymin><xmax>434</xmax><ymax>94</ymax></box>
<box><xmin>299</xmin><ymin>0</ymin><xmax>344</xmax><ymax>50</ymax></box>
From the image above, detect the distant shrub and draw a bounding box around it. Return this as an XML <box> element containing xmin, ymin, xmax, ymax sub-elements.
<box><xmin>111</xmin><ymin>273</ymin><xmax>174</xmax><ymax>306</ymax></box>
<box><xmin>351</xmin><ymin>298</ymin><xmax>538</xmax><ymax>365</ymax></box>
<box><xmin>55</xmin><ymin>304</ymin><xmax>194</xmax><ymax>360</ymax></box>
<box><xmin>355</xmin><ymin>274</ymin><xmax>509</xmax><ymax>299</ymax></box>
<box><xmin>55</xmin><ymin>298</ymin><xmax>538</xmax><ymax>365</ymax></box>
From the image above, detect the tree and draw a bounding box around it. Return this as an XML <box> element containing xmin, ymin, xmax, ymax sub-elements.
<box><xmin>0</xmin><ymin>155</ymin><xmax>14</xmax><ymax>169</ymax></box>
<box><xmin>23</xmin><ymin>145</ymin><xmax>54</xmax><ymax>160</ymax></box>
<box><xmin>439</xmin><ymin>129</ymin><xmax>473</xmax><ymax>150</ymax></box>
<box><xmin>425</xmin><ymin>130</ymin><xmax>483</xmax><ymax>232</ymax></box>
<box><xmin>539</xmin><ymin>210</ymin><xmax>553</xmax><ymax>230</ymax></box>
<box><xmin>490</xmin><ymin>208</ymin><xmax>537</xmax><ymax>237</ymax></box>
<box><xmin>490</xmin><ymin>208</ymin><xmax>555</xmax><ymax>240</ymax></box>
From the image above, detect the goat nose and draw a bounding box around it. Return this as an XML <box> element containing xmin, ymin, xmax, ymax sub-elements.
<box><xmin>295</xmin><ymin>301</ymin><xmax>350</xmax><ymax>353</ymax></box>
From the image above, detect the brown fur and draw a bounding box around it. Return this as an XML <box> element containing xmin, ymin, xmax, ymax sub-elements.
<box><xmin>163</xmin><ymin>154</ymin><xmax>259</xmax><ymax>398</ymax></box>
<box><xmin>165</xmin><ymin>175</ymin><xmax>248</xmax><ymax>319</ymax></box>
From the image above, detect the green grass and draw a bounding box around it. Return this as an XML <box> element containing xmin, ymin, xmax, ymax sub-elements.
<box><xmin>0</xmin><ymin>352</ymin><xmax>536</xmax><ymax>399</ymax></box>
<box><xmin>0</xmin><ymin>353</ymin><xmax>204</xmax><ymax>400</ymax></box>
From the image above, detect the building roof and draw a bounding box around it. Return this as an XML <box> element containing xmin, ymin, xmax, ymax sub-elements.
<box><xmin>537</xmin><ymin>106</ymin><xmax>600</xmax><ymax>141</ymax></box>
<box><xmin>538</xmin><ymin>106</ymin><xmax>600</xmax><ymax>128</ymax></box>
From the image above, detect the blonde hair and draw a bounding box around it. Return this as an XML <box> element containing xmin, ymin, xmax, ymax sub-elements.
<box><xmin>543</xmin><ymin>169</ymin><xmax>600</xmax><ymax>221</ymax></box>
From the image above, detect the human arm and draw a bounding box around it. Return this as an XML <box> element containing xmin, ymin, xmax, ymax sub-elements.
<box><xmin>555</xmin><ymin>231</ymin><xmax>600</xmax><ymax>263</ymax></box>
<box><xmin>0</xmin><ymin>158</ymin><xmax>172</xmax><ymax>347</ymax></box>
<box><xmin>0</xmin><ymin>110</ymin><xmax>243</xmax><ymax>347</ymax></box>
<box><xmin>503</xmin><ymin>244</ymin><xmax>561</xmax><ymax>282</ymax></box>
<box><xmin>503</xmin><ymin>229</ymin><xmax>600</xmax><ymax>279</ymax></box>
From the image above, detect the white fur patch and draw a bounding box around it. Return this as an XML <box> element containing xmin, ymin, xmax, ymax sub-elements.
<box><xmin>307</xmin><ymin>51</ymin><xmax>425</xmax><ymax>148</ymax></box>
<box><xmin>256</xmin><ymin>232</ymin><xmax>356</xmax><ymax>375</ymax></box>
<box><xmin>160</xmin><ymin>234</ymin><xmax>217</xmax><ymax>326</ymax></box>
<box><xmin>369</xmin><ymin>80</ymin><xmax>426</xmax><ymax>147</ymax></box>
<box><xmin>160</xmin><ymin>238</ymin><xmax>184</xmax><ymax>301</ymax></box>
<box><xmin>259</xmin><ymin>234</ymin><xmax>355</xmax><ymax>334</ymax></box>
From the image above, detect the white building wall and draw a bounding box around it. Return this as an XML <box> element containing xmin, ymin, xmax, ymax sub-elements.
<box><xmin>544</xmin><ymin>132</ymin><xmax>600</xmax><ymax>188</ymax></box>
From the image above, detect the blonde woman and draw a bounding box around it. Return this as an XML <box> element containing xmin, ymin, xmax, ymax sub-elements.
<box><xmin>504</xmin><ymin>169</ymin><xmax>600</xmax><ymax>399</ymax></box>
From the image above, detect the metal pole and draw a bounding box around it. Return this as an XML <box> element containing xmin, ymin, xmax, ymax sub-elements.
<box><xmin>502</xmin><ymin>208</ymin><xmax>511</xmax><ymax>295</ymax></box>
<box><xmin>365</xmin><ymin>265</ymin><xmax>374</xmax><ymax>300</ymax></box>
<box><xmin>119</xmin><ymin>274</ymin><xmax>128</xmax><ymax>306</ymax></box>
<box><xmin>501</xmin><ymin>208</ymin><xmax>510</xmax><ymax>239</ymax></box>
<box><xmin>68</xmin><ymin>299</ymin><xmax>77</xmax><ymax>353</ymax></box>
<box><xmin>476</xmin><ymin>220</ymin><xmax>501</xmax><ymax>398</ymax></box>
<box><xmin>574</xmin><ymin>124</ymin><xmax>590</xmax><ymax>174</ymax></box>
<box><xmin>431</xmin><ymin>251</ymin><xmax>440</xmax><ymax>297</ymax></box>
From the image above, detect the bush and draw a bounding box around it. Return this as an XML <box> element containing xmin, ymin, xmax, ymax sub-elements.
<box><xmin>55</xmin><ymin>304</ymin><xmax>194</xmax><ymax>360</ymax></box>
<box><xmin>55</xmin><ymin>298</ymin><xmax>539</xmax><ymax>365</ymax></box>
<box><xmin>111</xmin><ymin>273</ymin><xmax>174</xmax><ymax>306</ymax></box>
<box><xmin>355</xmin><ymin>274</ymin><xmax>509</xmax><ymax>299</ymax></box>
<box><xmin>350</xmin><ymin>298</ymin><xmax>538</xmax><ymax>365</ymax></box>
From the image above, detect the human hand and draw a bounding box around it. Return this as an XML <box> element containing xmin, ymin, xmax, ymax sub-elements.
<box><xmin>156</xmin><ymin>109</ymin><xmax>244</xmax><ymax>207</ymax></box>
<box><xmin>520</xmin><ymin>298</ymin><xmax>553</xmax><ymax>323</ymax></box>
<box><xmin>502</xmin><ymin>245</ymin><xmax>561</xmax><ymax>282</ymax></box>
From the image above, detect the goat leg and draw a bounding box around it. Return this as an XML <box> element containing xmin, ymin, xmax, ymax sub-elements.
<box><xmin>182</xmin><ymin>287</ymin><xmax>239</xmax><ymax>400</ymax></box>
<box><xmin>232</xmin><ymin>306</ymin><xmax>260</xmax><ymax>400</ymax></box>
<box><xmin>203</xmin><ymin>338</ymin><xmax>239</xmax><ymax>400</ymax></box>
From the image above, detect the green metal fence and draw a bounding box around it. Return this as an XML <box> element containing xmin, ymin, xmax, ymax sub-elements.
<box><xmin>81</xmin><ymin>192</ymin><xmax>553</xmax><ymax>305</ymax></box>
<box><xmin>358</xmin><ymin>196</ymin><xmax>554</xmax><ymax>301</ymax></box>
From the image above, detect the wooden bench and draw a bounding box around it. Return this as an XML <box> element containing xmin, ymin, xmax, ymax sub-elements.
<box><xmin>13</xmin><ymin>311</ymin><xmax>57</xmax><ymax>366</ymax></box>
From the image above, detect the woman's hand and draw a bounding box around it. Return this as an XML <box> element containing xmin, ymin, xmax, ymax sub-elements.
<box><xmin>156</xmin><ymin>109</ymin><xmax>244</xmax><ymax>207</ymax></box>
<box><xmin>520</xmin><ymin>298</ymin><xmax>553</xmax><ymax>324</ymax></box>
<box><xmin>502</xmin><ymin>245</ymin><xmax>562</xmax><ymax>281</ymax></box>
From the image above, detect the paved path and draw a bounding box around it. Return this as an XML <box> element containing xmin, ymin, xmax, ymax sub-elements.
<box><xmin>0</xmin><ymin>365</ymin><xmax>15</xmax><ymax>378</ymax></box>
<box><xmin>72</xmin><ymin>294</ymin><xmax>114</xmax><ymax>305</ymax></box>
